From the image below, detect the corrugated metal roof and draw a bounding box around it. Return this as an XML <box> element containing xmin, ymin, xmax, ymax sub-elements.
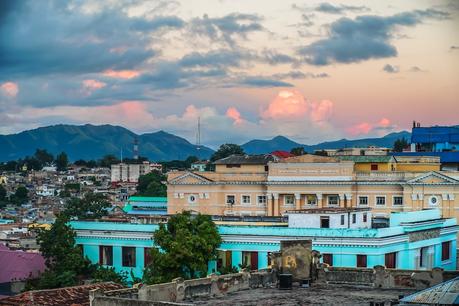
<box><xmin>412</xmin><ymin>126</ymin><xmax>459</xmax><ymax>143</ymax></box>
<box><xmin>392</xmin><ymin>152</ymin><xmax>459</xmax><ymax>163</ymax></box>
<box><xmin>399</xmin><ymin>276</ymin><xmax>459</xmax><ymax>305</ymax></box>
<box><xmin>336</xmin><ymin>155</ymin><xmax>393</xmax><ymax>163</ymax></box>
<box><xmin>214</xmin><ymin>154</ymin><xmax>276</xmax><ymax>165</ymax></box>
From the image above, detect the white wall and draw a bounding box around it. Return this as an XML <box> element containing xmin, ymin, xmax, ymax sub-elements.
<box><xmin>288</xmin><ymin>211</ymin><xmax>371</xmax><ymax>229</ymax></box>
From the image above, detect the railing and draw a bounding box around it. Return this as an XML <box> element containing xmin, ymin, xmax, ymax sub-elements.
<box><xmin>355</xmin><ymin>172</ymin><xmax>417</xmax><ymax>181</ymax></box>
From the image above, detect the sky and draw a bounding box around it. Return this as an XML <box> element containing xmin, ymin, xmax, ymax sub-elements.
<box><xmin>0</xmin><ymin>0</ymin><xmax>458</xmax><ymax>147</ymax></box>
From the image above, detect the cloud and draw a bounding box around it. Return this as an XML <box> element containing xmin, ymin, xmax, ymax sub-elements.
<box><xmin>273</xmin><ymin>71</ymin><xmax>330</xmax><ymax>79</ymax></box>
<box><xmin>261</xmin><ymin>51</ymin><xmax>297</xmax><ymax>65</ymax></box>
<box><xmin>190</xmin><ymin>13</ymin><xmax>263</xmax><ymax>44</ymax></box>
<box><xmin>298</xmin><ymin>9</ymin><xmax>449</xmax><ymax>65</ymax></box>
<box><xmin>226</xmin><ymin>107</ymin><xmax>243</xmax><ymax>124</ymax></box>
<box><xmin>179</xmin><ymin>49</ymin><xmax>255</xmax><ymax>68</ymax></box>
<box><xmin>451</xmin><ymin>46</ymin><xmax>459</xmax><ymax>51</ymax></box>
<box><xmin>310</xmin><ymin>100</ymin><xmax>333</xmax><ymax>122</ymax></box>
<box><xmin>383</xmin><ymin>64</ymin><xmax>399</xmax><ymax>73</ymax></box>
<box><xmin>0</xmin><ymin>1</ymin><xmax>185</xmax><ymax>78</ymax></box>
<box><xmin>315</xmin><ymin>3</ymin><xmax>369</xmax><ymax>14</ymax></box>
<box><xmin>409</xmin><ymin>66</ymin><xmax>424</xmax><ymax>72</ymax></box>
<box><xmin>347</xmin><ymin>117</ymin><xmax>397</xmax><ymax>136</ymax></box>
<box><xmin>103</xmin><ymin>69</ymin><xmax>141</xmax><ymax>79</ymax></box>
<box><xmin>239</xmin><ymin>77</ymin><xmax>293</xmax><ymax>88</ymax></box>
<box><xmin>1</xmin><ymin>82</ymin><xmax>19</xmax><ymax>97</ymax></box>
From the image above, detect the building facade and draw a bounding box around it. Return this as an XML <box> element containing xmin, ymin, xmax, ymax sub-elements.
<box><xmin>167</xmin><ymin>154</ymin><xmax>459</xmax><ymax>220</ymax></box>
<box><xmin>70</xmin><ymin>209</ymin><xmax>458</xmax><ymax>280</ymax></box>
<box><xmin>111</xmin><ymin>161</ymin><xmax>161</xmax><ymax>183</ymax></box>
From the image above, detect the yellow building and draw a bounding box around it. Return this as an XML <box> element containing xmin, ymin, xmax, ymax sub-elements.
<box><xmin>167</xmin><ymin>154</ymin><xmax>459</xmax><ymax>220</ymax></box>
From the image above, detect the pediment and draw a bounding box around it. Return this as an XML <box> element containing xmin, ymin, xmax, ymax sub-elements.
<box><xmin>169</xmin><ymin>172</ymin><xmax>213</xmax><ymax>184</ymax></box>
<box><xmin>407</xmin><ymin>171</ymin><xmax>458</xmax><ymax>184</ymax></box>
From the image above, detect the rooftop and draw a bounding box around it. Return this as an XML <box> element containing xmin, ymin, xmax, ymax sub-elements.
<box><xmin>127</xmin><ymin>196</ymin><xmax>167</xmax><ymax>203</ymax></box>
<box><xmin>336</xmin><ymin>155</ymin><xmax>393</xmax><ymax>163</ymax></box>
<box><xmin>412</xmin><ymin>126</ymin><xmax>459</xmax><ymax>144</ymax></box>
<box><xmin>214</xmin><ymin>154</ymin><xmax>276</xmax><ymax>165</ymax></box>
<box><xmin>399</xmin><ymin>276</ymin><xmax>459</xmax><ymax>305</ymax></box>
<box><xmin>287</xmin><ymin>207</ymin><xmax>371</xmax><ymax>214</ymax></box>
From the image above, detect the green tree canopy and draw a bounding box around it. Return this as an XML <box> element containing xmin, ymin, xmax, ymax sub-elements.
<box><xmin>34</xmin><ymin>149</ymin><xmax>54</xmax><ymax>167</ymax></box>
<box><xmin>0</xmin><ymin>184</ymin><xmax>6</xmax><ymax>202</ymax></box>
<box><xmin>136</xmin><ymin>171</ymin><xmax>167</xmax><ymax>197</ymax></box>
<box><xmin>393</xmin><ymin>138</ymin><xmax>409</xmax><ymax>152</ymax></box>
<box><xmin>99</xmin><ymin>154</ymin><xmax>120</xmax><ymax>168</ymax></box>
<box><xmin>14</xmin><ymin>186</ymin><xmax>28</xmax><ymax>204</ymax></box>
<box><xmin>56</xmin><ymin>152</ymin><xmax>69</xmax><ymax>171</ymax></box>
<box><xmin>210</xmin><ymin>144</ymin><xmax>244</xmax><ymax>162</ymax></box>
<box><xmin>63</xmin><ymin>192</ymin><xmax>111</xmax><ymax>220</ymax></box>
<box><xmin>143</xmin><ymin>211</ymin><xmax>222</xmax><ymax>284</ymax></box>
<box><xmin>290</xmin><ymin>147</ymin><xmax>305</xmax><ymax>156</ymax></box>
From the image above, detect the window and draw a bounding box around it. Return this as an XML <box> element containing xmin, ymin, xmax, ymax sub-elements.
<box><xmin>226</xmin><ymin>195</ymin><xmax>235</xmax><ymax>205</ymax></box>
<box><xmin>122</xmin><ymin>247</ymin><xmax>136</xmax><ymax>267</ymax></box>
<box><xmin>376</xmin><ymin>196</ymin><xmax>386</xmax><ymax>206</ymax></box>
<box><xmin>442</xmin><ymin>241</ymin><xmax>451</xmax><ymax>261</ymax></box>
<box><xmin>99</xmin><ymin>245</ymin><xmax>113</xmax><ymax>266</ymax></box>
<box><xmin>144</xmin><ymin>248</ymin><xmax>152</xmax><ymax>267</ymax></box>
<box><xmin>284</xmin><ymin>195</ymin><xmax>295</xmax><ymax>206</ymax></box>
<box><xmin>264</xmin><ymin>165</ymin><xmax>269</xmax><ymax>172</ymax></box>
<box><xmin>323</xmin><ymin>254</ymin><xmax>333</xmax><ymax>266</ymax></box>
<box><xmin>363</xmin><ymin>213</ymin><xmax>367</xmax><ymax>223</ymax></box>
<box><xmin>307</xmin><ymin>195</ymin><xmax>317</xmax><ymax>205</ymax></box>
<box><xmin>257</xmin><ymin>195</ymin><xmax>267</xmax><ymax>205</ymax></box>
<box><xmin>328</xmin><ymin>195</ymin><xmax>339</xmax><ymax>206</ymax></box>
<box><xmin>359</xmin><ymin>196</ymin><xmax>368</xmax><ymax>206</ymax></box>
<box><xmin>385</xmin><ymin>252</ymin><xmax>397</xmax><ymax>269</ymax></box>
<box><xmin>352</xmin><ymin>214</ymin><xmax>356</xmax><ymax>224</ymax></box>
<box><xmin>357</xmin><ymin>255</ymin><xmax>367</xmax><ymax>268</ymax></box>
<box><xmin>393</xmin><ymin>196</ymin><xmax>403</xmax><ymax>206</ymax></box>
<box><xmin>226</xmin><ymin>164</ymin><xmax>241</xmax><ymax>168</ymax></box>
<box><xmin>320</xmin><ymin>216</ymin><xmax>330</xmax><ymax>228</ymax></box>
<box><xmin>241</xmin><ymin>195</ymin><xmax>251</xmax><ymax>205</ymax></box>
<box><xmin>371</xmin><ymin>164</ymin><xmax>379</xmax><ymax>171</ymax></box>
<box><xmin>420</xmin><ymin>247</ymin><xmax>428</xmax><ymax>268</ymax></box>
<box><xmin>188</xmin><ymin>194</ymin><xmax>197</xmax><ymax>204</ymax></box>
<box><xmin>340</xmin><ymin>215</ymin><xmax>345</xmax><ymax>225</ymax></box>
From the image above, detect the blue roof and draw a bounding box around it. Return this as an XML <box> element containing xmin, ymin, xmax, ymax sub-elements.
<box><xmin>392</xmin><ymin>151</ymin><xmax>459</xmax><ymax>163</ymax></box>
<box><xmin>412</xmin><ymin>126</ymin><xmax>459</xmax><ymax>144</ymax></box>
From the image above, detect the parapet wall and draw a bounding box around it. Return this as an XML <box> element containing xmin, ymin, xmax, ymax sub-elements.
<box><xmin>318</xmin><ymin>265</ymin><xmax>459</xmax><ymax>290</ymax></box>
<box><xmin>90</xmin><ymin>270</ymin><xmax>276</xmax><ymax>306</ymax></box>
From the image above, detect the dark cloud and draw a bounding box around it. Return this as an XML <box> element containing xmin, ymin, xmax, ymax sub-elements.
<box><xmin>383</xmin><ymin>64</ymin><xmax>399</xmax><ymax>73</ymax></box>
<box><xmin>179</xmin><ymin>49</ymin><xmax>255</xmax><ymax>68</ymax></box>
<box><xmin>239</xmin><ymin>77</ymin><xmax>293</xmax><ymax>87</ymax></box>
<box><xmin>190</xmin><ymin>13</ymin><xmax>263</xmax><ymax>44</ymax></box>
<box><xmin>298</xmin><ymin>9</ymin><xmax>450</xmax><ymax>65</ymax></box>
<box><xmin>409</xmin><ymin>66</ymin><xmax>424</xmax><ymax>72</ymax></box>
<box><xmin>262</xmin><ymin>51</ymin><xmax>297</xmax><ymax>65</ymax></box>
<box><xmin>273</xmin><ymin>71</ymin><xmax>330</xmax><ymax>79</ymax></box>
<box><xmin>451</xmin><ymin>46</ymin><xmax>459</xmax><ymax>50</ymax></box>
<box><xmin>0</xmin><ymin>1</ymin><xmax>184</xmax><ymax>78</ymax></box>
<box><xmin>315</xmin><ymin>2</ymin><xmax>369</xmax><ymax>14</ymax></box>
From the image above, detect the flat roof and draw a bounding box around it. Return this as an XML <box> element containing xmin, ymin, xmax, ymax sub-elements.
<box><xmin>287</xmin><ymin>207</ymin><xmax>371</xmax><ymax>214</ymax></box>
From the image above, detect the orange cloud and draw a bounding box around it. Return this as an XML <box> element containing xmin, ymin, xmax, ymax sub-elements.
<box><xmin>310</xmin><ymin>99</ymin><xmax>333</xmax><ymax>122</ymax></box>
<box><xmin>378</xmin><ymin>117</ymin><xmax>391</xmax><ymax>127</ymax></box>
<box><xmin>82</xmin><ymin>79</ymin><xmax>106</xmax><ymax>90</ymax></box>
<box><xmin>1</xmin><ymin>82</ymin><xmax>19</xmax><ymax>97</ymax></box>
<box><xmin>226</xmin><ymin>107</ymin><xmax>243</xmax><ymax>124</ymax></box>
<box><xmin>103</xmin><ymin>69</ymin><xmax>140</xmax><ymax>79</ymax></box>
<box><xmin>262</xmin><ymin>90</ymin><xmax>308</xmax><ymax>119</ymax></box>
<box><xmin>347</xmin><ymin>122</ymin><xmax>373</xmax><ymax>136</ymax></box>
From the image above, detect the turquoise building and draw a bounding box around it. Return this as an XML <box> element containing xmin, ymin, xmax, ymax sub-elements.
<box><xmin>70</xmin><ymin>209</ymin><xmax>458</xmax><ymax>281</ymax></box>
<box><xmin>122</xmin><ymin>196</ymin><xmax>167</xmax><ymax>215</ymax></box>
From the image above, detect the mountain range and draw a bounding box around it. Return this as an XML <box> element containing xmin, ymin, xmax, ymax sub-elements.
<box><xmin>0</xmin><ymin>124</ymin><xmax>411</xmax><ymax>162</ymax></box>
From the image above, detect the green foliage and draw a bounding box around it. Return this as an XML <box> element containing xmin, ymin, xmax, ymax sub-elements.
<box><xmin>143</xmin><ymin>211</ymin><xmax>222</xmax><ymax>284</ymax></box>
<box><xmin>218</xmin><ymin>265</ymin><xmax>238</xmax><ymax>275</ymax></box>
<box><xmin>99</xmin><ymin>154</ymin><xmax>120</xmax><ymax>168</ymax></box>
<box><xmin>314</xmin><ymin>150</ymin><xmax>328</xmax><ymax>156</ymax></box>
<box><xmin>210</xmin><ymin>144</ymin><xmax>244</xmax><ymax>162</ymax></box>
<box><xmin>136</xmin><ymin>171</ymin><xmax>167</xmax><ymax>197</ymax></box>
<box><xmin>290</xmin><ymin>147</ymin><xmax>305</xmax><ymax>156</ymax></box>
<box><xmin>12</xmin><ymin>186</ymin><xmax>28</xmax><ymax>205</ymax></box>
<box><xmin>34</xmin><ymin>149</ymin><xmax>54</xmax><ymax>167</ymax></box>
<box><xmin>92</xmin><ymin>266</ymin><xmax>128</xmax><ymax>286</ymax></box>
<box><xmin>160</xmin><ymin>155</ymin><xmax>199</xmax><ymax>172</ymax></box>
<box><xmin>56</xmin><ymin>152</ymin><xmax>69</xmax><ymax>171</ymax></box>
<box><xmin>65</xmin><ymin>183</ymin><xmax>81</xmax><ymax>192</ymax></box>
<box><xmin>0</xmin><ymin>184</ymin><xmax>6</xmax><ymax>201</ymax></box>
<box><xmin>63</xmin><ymin>193</ymin><xmax>110</xmax><ymax>220</ymax></box>
<box><xmin>393</xmin><ymin>138</ymin><xmax>409</xmax><ymax>152</ymax></box>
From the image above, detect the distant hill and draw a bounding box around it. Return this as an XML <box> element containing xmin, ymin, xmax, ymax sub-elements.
<box><xmin>242</xmin><ymin>131</ymin><xmax>412</xmax><ymax>154</ymax></box>
<box><xmin>0</xmin><ymin>124</ymin><xmax>214</xmax><ymax>162</ymax></box>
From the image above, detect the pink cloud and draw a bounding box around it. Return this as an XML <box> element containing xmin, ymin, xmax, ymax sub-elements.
<box><xmin>310</xmin><ymin>100</ymin><xmax>333</xmax><ymax>122</ymax></box>
<box><xmin>347</xmin><ymin>122</ymin><xmax>373</xmax><ymax>136</ymax></box>
<box><xmin>82</xmin><ymin>79</ymin><xmax>106</xmax><ymax>90</ymax></box>
<box><xmin>262</xmin><ymin>90</ymin><xmax>308</xmax><ymax>119</ymax></box>
<box><xmin>103</xmin><ymin>69</ymin><xmax>140</xmax><ymax>79</ymax></box>
<box><xmin>378</xmin><ymin>117</ymin><xmax>391</xmax><ymax>127</ymax></box>
<box><xmin>226</xmin><ymin>107</ymin><xmax>243</xmax><ymax>124</ymax></box>
<box><xmin>1</xmin><ymin>82</ymin><xmax>19</xmax><ymax>97</ymax></box>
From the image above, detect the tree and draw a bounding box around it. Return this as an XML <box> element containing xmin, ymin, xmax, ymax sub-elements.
<box><xmin>314</xmin><ymin>150</ymin><xmax>328</xmax><ymax>156</ymax></box>
<box><xmin>99</xmin><ymin>154</ymin><xmax>120</xmax><ymax>168</ymax></box>
<box><xmin>0</xmin><ymin>185</ymin><xmax>6</xmax><ymax>201</ymax></box>
<box><xmin>290</xmin><ymin>147</ymin><xmax>305</xmax><ymax>156</ymax></box>
<box><xmin>393</xmin><ymin>138</ymin><xmax>409</xmax><ymax>152</ymax></box>
<box><xmin>55</xmin><ymin>152</ymin><xmax>69</xmax><ymax>171</ymax></box>
<box><xmin>14</xmin><ymin>186</ymin><xmax>28</xmax><ymax>204</ymax></box>
<box><xmin>210</xmin><ymin>144</ymin><xmax>244</xmax><ymax>162</ymax></box>
<box><xmin>63</xmin><ymin>192</ymin><xmax>111</xmax><ymax>220</ymax></box>
<box><xmin>137</xmin><ymin>171</ymin><xmax>167</xmax><ymax>197</ymax></box>
<box><xmin>34</xmin><ymin>149</ymin><xmax>54</xmax><ymax>167</ymax></box>
<box><xmin>143</xmin><ymin>211</ymin><xmax>222</xmax><ymax>284</ymax></box>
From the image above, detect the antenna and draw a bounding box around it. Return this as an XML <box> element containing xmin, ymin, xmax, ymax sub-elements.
<box><xmin>133</xmin><ymin>137</ymin><xmax>139</xmax><ymax>160</ymax></box>
<box><xmin>196</xmin><ymin>116</ymin><xmax>201</xmax><ymax>150</ymax></box>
